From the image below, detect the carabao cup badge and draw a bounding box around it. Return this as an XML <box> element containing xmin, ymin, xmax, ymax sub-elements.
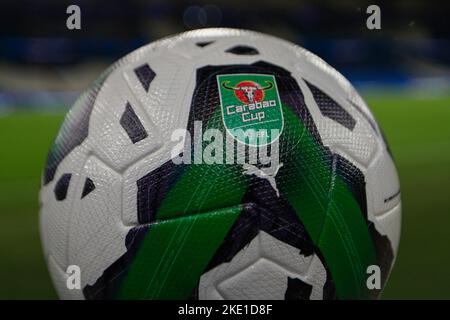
<box><xmin>217</xmin><ymin>74</ymin><xmax>284</xmax><ymax>146</ymax></box>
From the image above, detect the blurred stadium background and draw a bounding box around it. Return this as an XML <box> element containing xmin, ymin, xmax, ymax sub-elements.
<box><xmin>0</xmin><ymin>0</ymin><xmax>449</xmax><ymax>299</ymax></box>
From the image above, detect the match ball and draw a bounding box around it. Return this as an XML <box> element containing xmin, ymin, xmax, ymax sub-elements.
<box><xmin>40</xmin><ymin>28</ymin><xmax>401</xmax><ymax>300</ymax></box>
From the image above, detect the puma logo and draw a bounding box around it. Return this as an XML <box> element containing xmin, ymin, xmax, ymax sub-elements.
<box><xmin>243</xmin><ymin>163</ymin><xmax>283</xmax><ymax>197</ymax></box>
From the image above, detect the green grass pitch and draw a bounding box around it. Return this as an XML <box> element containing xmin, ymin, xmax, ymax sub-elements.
<box><xmin>0</xmin><ymin>93</ymin><xmax>449</xmax><ymax>299</ymax></box>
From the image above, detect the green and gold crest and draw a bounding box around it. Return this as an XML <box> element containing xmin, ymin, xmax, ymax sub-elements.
<box><xmin>217</xmin><ymin>74</ymin><xmax>283</xmax><ymax>146</ymax></box>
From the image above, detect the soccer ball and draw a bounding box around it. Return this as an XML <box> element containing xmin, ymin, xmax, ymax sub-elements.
<box><xmin>40</xmin><ymin>28</ymin><xmax>401</xmax><ymax>300</ymax></box>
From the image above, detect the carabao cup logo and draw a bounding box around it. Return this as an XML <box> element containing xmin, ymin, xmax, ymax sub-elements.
<box><xmin>217</xmin><ymin>74</ymin><xmax>284</xmax><ymax>146</ymax></box>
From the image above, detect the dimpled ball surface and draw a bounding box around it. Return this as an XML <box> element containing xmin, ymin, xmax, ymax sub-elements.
<box><xmin>40</xmin><ymin>28</ymin><xmax>401</xmax><ymax>300</ymax></box>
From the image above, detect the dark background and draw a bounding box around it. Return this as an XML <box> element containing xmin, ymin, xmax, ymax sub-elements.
<box><xmin>0</xmin><ymin>0</ymin><xmax>449</xmax><ymax>299</ymax></box>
